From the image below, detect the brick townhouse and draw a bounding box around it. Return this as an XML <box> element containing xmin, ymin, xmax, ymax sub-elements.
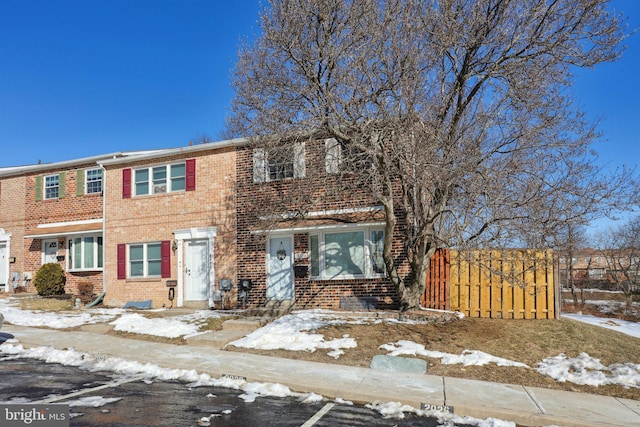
<box><xmin>1</xmin><ymin>136</ymin><xmax>411</xmax><ymax>310</ymax></box>
<box><xmin>235</xmin><ymin>136</ymin><xmax>408</xmax><ymax>310</ymax></box>
<box><xmin>100</xmin><ymin>141</ymin><xmax>239</xmax><ymax>309</ymax></box>
<box><xmin>0</xmin><ymin>154</ymin><xmax>134</xmax><ymax>296</ymax></box>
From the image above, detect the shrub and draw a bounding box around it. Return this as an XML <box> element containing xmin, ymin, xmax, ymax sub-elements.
<box><xmin>77</xmin><ymin>282</ymin><xmax>95</xmax><ymax>303</ymax></box>
<box><xmin>33</xmin><ymin>263</ymin><xmax>66</xmax><ymax>296</ymax></box>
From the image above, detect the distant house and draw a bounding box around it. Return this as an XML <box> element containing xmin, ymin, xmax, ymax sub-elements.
<box><xmin>557</xmin><ymin>248</ymin><xmax>623</xmax><ymax>290</ymax></box>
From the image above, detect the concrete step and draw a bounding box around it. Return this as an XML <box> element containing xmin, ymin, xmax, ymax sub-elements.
<box><xmin>185</xmin><ymin>329</ymin><xmax>248</xmax><ymax>348</ymax></box>
<box><xmin>222</xmin><ymin>317</ymin><xmax>264</xmax><ymax>331</ymax></box>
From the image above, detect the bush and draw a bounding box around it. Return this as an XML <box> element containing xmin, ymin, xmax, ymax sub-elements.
<box><xmin>33</xmin><ymin>263</ymin><xmax>66</xmax><ymax>296</ymax></box>
<box><xmin>77</xmin><ymin>282</ymin><xmax>95</xmax><ymax>303</ymax></box>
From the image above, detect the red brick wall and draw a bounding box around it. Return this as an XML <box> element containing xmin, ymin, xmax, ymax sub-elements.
<box><xmin>103</xmin><ymin>147</ymin><xmax>237</xmax><ymax>308</ymax></box>
<box><xmin>0</xmin><ymin>175</ymin><xmax>27</xmax><ymax>291</ymax></box>
<box><xmin>236</xmin><ymin>139</ymin><xmax>407</xmax><ymax>309</ymax></box>
<box><xmin>21</xmin><ymin>164</ymin><xmax>104</xmax><ymax>294</ymax></box>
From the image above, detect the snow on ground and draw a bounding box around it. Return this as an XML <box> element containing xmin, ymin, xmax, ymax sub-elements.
<box><xmin>0</xmin><ymin>297</ymin><xmax>123</xmax><ymax>328</ymax></box>
<box><xmin>228</xmin><ymin>309</ymin><xmax>359</xmax><ymax>358</ymax></box>
<box><xmin>536</xmin><ymin>352</ymin><xmax>640</xmax><ymax>388</ymax></box>
<box><xmin>562</xmin><ymin>313</ymin><xmax>640</xmax><ymax>338</ymax></box>
<box><xmin>0</xmin><ymin>341</ymin><xmax>510</xmax><ymax>426</ymax></box>
<box><xmin>1</xmin><ymin>296</ymin><xmax>640</xmax><ymax>422</ymax></box>
<box><xmin>109</xmin><ymin>311</ymin><xmax>226</xmax><ymax>339</ymax></box>
<box><xmin>379</xmin><ymin>340</ymin><xmax>529</xmax><ymax>368</ymax></box>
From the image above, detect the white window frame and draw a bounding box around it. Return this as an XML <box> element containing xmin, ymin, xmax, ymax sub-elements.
<box><xmin>133</xmin><ymin>162</ymin><xmax>186</xmax><ymax>196</ymax></box>
<box><xmin>253</xmin><ymin>142</ymin><xmax>305</xmax><ymax>183</ymax></box>
<box><xmin>67</xmin><ymin>234</ymin><xmax>103</xmax><ymax>272</ymax></box>
<box><xmin>85</xmin><ymin>168</ymin><xmax>103</xmax><ymax>194</ymax></box>
<box><xmin>44</xmin><ymin>174</ymin><xmax>59</xmax><ymax>200</ymax></box>
<box><xmin>310</xmin><ymin>226</ymin><xmax>385</xmax><ymax>280</ymax></box>
<box><xmin>128</xmin><ymin>242</ymin><xmax>162</xmax><ymax>278</ymax></box>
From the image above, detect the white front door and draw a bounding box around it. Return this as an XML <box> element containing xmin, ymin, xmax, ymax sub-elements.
<box><xmin>0</xmin><ymin>242</ymin><xmax>7</xmax><ymax>287</ymax></box>
<box><xmin>267</xmin><ymin>236</ymin><xmax>294</xmax><ymax>300</ymax></box>
<box><xmin>185</xmin><ymin>239</ymin><xmax>209</xmax><ymax>301</ymax></box>
<box><xmin>43</xmin><ymin>240</ymin><xmax>58</xmax><ymax>264</ymax></box>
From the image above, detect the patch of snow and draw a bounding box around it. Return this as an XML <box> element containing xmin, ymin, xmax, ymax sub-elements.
<box><xmin>0</xmin><ymin>298</ymin><xmax>122</xmax><ymax>328</ymax></box>
<box><xmin>66</xmin><ymin>396</ymin><xmax>122</xmax><ymax>408</ymax></box>
<box><xmin>365</xmin><ymin>400</ymin><xmax>516</xmax><ymax>426</ymax></box>
<box><xmin>228</xmin><ymin>310</ymin><xmax>358</xmax><ymax>357</ymax></box>
<box><xmin>562</xmin><ymin>313</ymin><xmax>640</xmax><ymax>338</ymax></box>
<box><xmin>110</xmin><ymin>313</ymin><xmax>200</xmax><ymax>338</ymax></box>
<box><xmin>380</xmin><ymin>340</ymin><xmax>529</xmax><ymax>368</ymax></box>
<box><xmin>536</xmin><ymin>352</ymin><xmax>640</xmax><ymax>388</ymax></box>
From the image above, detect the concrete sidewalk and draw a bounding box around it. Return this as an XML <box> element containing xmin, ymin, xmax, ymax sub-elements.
<box><xmin>2</xmin><ymin>324</ymin><xmax>639</xmax><ymax>427</ymax></box>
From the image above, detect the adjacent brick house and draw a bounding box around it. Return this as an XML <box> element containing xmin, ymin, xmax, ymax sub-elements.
<box><xmin>100</xmin><ymin>141</ymin><xmax>239</xmax><ymax>308</ymax></box>
<box><xmin>0</xmin><ymin>168</ymin><xmax>27</xmax><ymax>291</ymax></box>
<box><xmin>235</xmin><ymin>137</ymin><xmax>406</xmax><ymax>310</ymax></box>
<box><xmin>0</xmin><ymin>154</ymin><xmax>129</xmax><ymax>296</ymax></box>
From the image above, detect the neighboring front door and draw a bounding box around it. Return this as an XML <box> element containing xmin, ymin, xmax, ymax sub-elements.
<box><xmin>267</xmin><ymin>236</ymin><xmax>294</xmax><ymax>300</ymax></box>
<box><xmin>184</xmin><ymin>239</ymin><xmax>209</xmax><ymax>301</ymax></box>
<box><xmin>43</xmin><ymin>240</ymin><xmax>58</xmax><ymax>264</ymax></box>
<box><xmin>0</xmin><ymin>242</ymin><xmax>6</xmax><ymax>287</ymax></box>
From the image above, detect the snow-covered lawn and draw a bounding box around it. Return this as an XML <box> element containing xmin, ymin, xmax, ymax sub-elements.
<box><xmin>1</xmin><ymin>296</ymin><xmax>639</xmax><ymax>424</ymax></box>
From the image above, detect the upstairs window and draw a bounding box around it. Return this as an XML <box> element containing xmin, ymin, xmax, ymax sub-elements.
<box><xmin>268</xmin><ymin>148</ymin><xmax>295</xmax><ymax>180</ymax></box>
<box><xmin>85</xmin><ymin>168</ymin><xmax>103</xmax><ymax>194</ymax></box>
<box><xmin>134</xmin><ymin>163</ymin><xmax>187</xmax><ymax>196</ymax></box>
<box><xmin>44</xmin><ymin>174</ymin><xmax>60</xmax><ymax>199</ymax></box>
<box><xmin>325</xmin><ymin>137</ymin><xmax>373</xmax><ymax>174</ymax></box>
<box><xmin>253</xmin><ymin>142</ymin><xmax>305</xmax><ymax>182</ymax></box>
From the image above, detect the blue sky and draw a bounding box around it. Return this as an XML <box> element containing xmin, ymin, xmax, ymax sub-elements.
<box><xmin>0</xmin><ymin>1</ymin><xmax>638</xmax><ymax>229</ymax></box>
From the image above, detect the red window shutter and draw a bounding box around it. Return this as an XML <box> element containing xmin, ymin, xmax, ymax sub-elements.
<box><xmin>117</xmin><ymin>244</ymin><xmax>126</xmax><ymax>279</ymax></box>
<box><xmin>161</xmin><ymin>240</ymin><xmax>171</xmax><ymax>278</ymax></box>
<box><xmin>186</xmin><ymin>159</ymin><xmax>196</xmax><ymax>191</ymax></box>
<box><xmin>122</xmin><ymin>168</ymin><xmax>132</xmax><ymax>199</ymax></box>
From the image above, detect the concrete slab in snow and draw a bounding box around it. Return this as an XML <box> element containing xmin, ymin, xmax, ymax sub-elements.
<box><xmin>370</xmin><ymin>354</ymin><xmax>427</xmax><ymax>374</ymax></box>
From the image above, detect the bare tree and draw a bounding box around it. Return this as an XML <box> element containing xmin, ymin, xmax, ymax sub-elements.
<box><xmin>556</xmin><ymin>224</ymin><xmax>590</xmax><ymax>307</ymax></box>
<box><xmin>228</xmin><ymin>0</ymin><xmax>637</xmax><ymax>310</ymax></box>
<box><xmin>594</xmin><ymin>216</ymin><xmax>640</xmax><ymax>308</ymax></box>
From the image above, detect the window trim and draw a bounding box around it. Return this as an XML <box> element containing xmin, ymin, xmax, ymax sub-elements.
<box><xmin>253</xmin><ymin>142</ymin><xmax>306</xmax><ymax>183</ymax></box>
<box><xmin>84</xmin><ymin>168</ymin><xmax>103</xmax><ymax>195</ymax></box>
<box><xmin>309</xmin><ymin>226</ymin><xmax>385</xmax><ymax>280</ymax></box>
<box><xmin>67</xmin><ymin>234</ymin><xmax>103</xmax><ymax>272</ymax></box>
<box><xmin>128</xmin><ymin>242</ymin><xmax>163</xmax><ymax>278</ymax></box>
<box><xmin>132</xmin><ymin>162</ymin><xmax>187</xmax><ymax>197</ymax></box>
<box><xmin>44</xmin><ymin>174</ymin><xmax>60</xmax><ymax>200</ymax></box>
<box><xmin>118</xmin><ymin>241</ymin><xmax>171</xmax><ymax>279</ymax></box>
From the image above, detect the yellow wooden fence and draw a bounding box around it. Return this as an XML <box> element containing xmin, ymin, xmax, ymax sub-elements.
<box><xmin>423</xmin><ymin>249</ymin><xmax>556</xmax><ymax>319</ymax></box>
<box><xmin>449</xmin><ymin>249</ymin><xmax>555</xmax><ymax>319</ymax></box>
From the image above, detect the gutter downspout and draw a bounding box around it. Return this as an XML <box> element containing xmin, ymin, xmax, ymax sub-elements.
<box><xmin>98</xmin><ymin>162</ymin><xmax>107</xmax><ymax>294</ymax></box>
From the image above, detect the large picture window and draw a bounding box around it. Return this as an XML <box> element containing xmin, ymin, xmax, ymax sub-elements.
<box><xmin>310</xmin><ymin>227</ymin><xmax>385</xmax><ymax>279</ymax></box>
<box><xmin>68</xmin><ymin>236</ymin><xmax>103</xmax><ymax>271</ymax></box>
<box><xmin>134</xmin><ymin>163</ymin><xmax>186</xmax><ymax>196</ymax></box>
